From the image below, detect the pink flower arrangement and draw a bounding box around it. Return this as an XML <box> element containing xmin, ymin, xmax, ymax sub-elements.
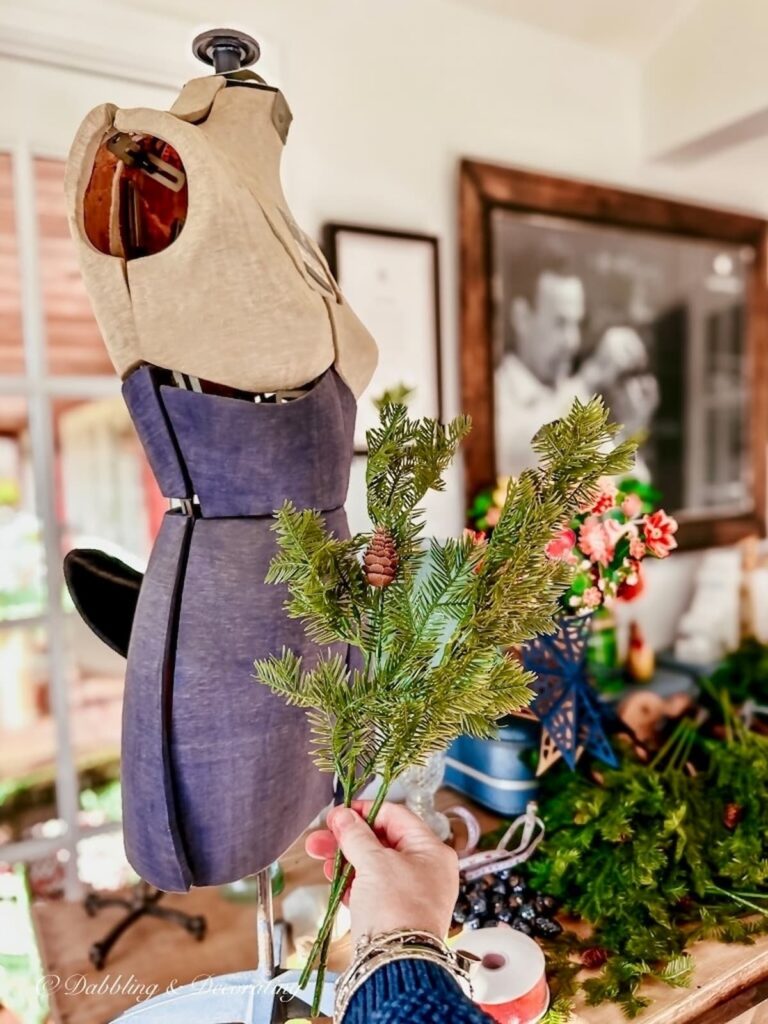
<box><xmin>545</xmin><ymin>481</ymin><xmax>678</xmax><ymax>615</ymax></box>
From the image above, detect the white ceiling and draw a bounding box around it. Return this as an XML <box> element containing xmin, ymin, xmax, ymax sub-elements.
<box><xmin>449</xmin><ymin>0</ymin><xmax>700</xmax><ymax>58</ymax></box>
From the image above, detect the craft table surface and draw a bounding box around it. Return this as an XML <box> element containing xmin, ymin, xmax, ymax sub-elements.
<box><xmin>31</xmin><ymin>788</ymin><xmax>768</xmax><ymax>1024</ymax></box>
<box><xmin>438</xmin><ymin>792</ymin><xmax>768</xmax><ymax>1024</ymax></box>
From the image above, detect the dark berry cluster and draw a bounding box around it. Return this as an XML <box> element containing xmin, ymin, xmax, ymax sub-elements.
<box><xmin>452</xmin><ymin>870</ymin><xmax>563</xmax><ymax>939</ymax></box>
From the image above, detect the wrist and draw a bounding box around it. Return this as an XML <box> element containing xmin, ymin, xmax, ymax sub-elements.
<box><xmin>335</xmin><ymin>929</ymin><xmax>474</xmax><ymax>1022</ymax></box>
<box><xmin>354</xmin><ymin>915</ymin><xmax>449</xmax><ymax>944</ymax></box>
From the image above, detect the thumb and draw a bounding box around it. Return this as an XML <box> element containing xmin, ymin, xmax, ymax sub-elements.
<box><xmin>328</xmin><ymin>806</ymin><xmax>381</xmax><ymax>869</ymax></box>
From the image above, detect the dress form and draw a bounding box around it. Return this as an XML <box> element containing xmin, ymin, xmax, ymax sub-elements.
<box><xmin>62</xmin><ymin>32</ymin><xmax>367</xmax><ymax>918</ymax></box>
<box><xmin>64</xmin><ymin>60</ymin><xmax>378</xmax><ymax>396</ymax></box>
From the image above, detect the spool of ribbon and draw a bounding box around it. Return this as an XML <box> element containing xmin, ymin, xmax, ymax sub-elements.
<box><xmin>458</xmin><ymin>926</ymin><xmax>549</xmax><ymax>1024</ymax></box>
<box><xmin>452</xmin><ymin>801</ymin><xmax>545</xmax><ymax>882</ymax></box>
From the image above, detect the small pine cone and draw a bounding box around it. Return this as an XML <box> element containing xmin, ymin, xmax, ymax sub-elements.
<box><xmin>723</xmin><ymin>802</ymin><xmax>744</xmax><ymax>830</ymax></box>
<box><xmin>581</xmin><ymin>947</ymin><xmax>610</xmax><ymax>970</ymax></box>
<box><xmin>364</xmin><ymin>527</ymin><xmax>399</xmax><ymax>588</ymax></box>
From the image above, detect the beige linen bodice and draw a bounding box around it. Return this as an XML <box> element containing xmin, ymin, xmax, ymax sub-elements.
<box><xmin>64</xmin><ymin>75</ymin><xmax>378</xmax><ymax>396</ymax></box>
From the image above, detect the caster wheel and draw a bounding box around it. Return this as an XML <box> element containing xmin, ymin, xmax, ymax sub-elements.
<box><xmin>89</xmin><ymin>943</ymin><xmax>106</xmax><ymax>970</ymax></box>
<box><xmin>188</xmin><ymin>916</ymin><xmax>207</xmax><ymax>941</ymax></box>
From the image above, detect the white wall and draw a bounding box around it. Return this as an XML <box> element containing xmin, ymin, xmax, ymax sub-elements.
<box><xmin>6</xmin><ymin>0</ymin><xmax>762</xmax><ymax>647</ymax></box>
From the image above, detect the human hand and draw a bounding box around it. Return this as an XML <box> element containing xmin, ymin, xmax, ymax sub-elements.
<box><xmin>305</xmin><ymin>800</ymin><xmax>459</xmax><ymax>944</ymax></box>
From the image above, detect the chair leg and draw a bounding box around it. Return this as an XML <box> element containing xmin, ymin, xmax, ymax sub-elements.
<box><xmin>148</xmin><ymin>904</ymin><xmax>207</xmax><ymax>940</ymax></box>
<box><xmin>89</xmin><ymin>906</ymin><xmax>146</xmax><ymax>970</ymax></box>
<box><xmin>83</xmin><ymin>885</ymin><xmax>208</xmax><ymax>969</ymax></box>
<box><xmin>84</xmin><ymin>892</ymin><xmax>132</xmax><ymax>917</ymax></box>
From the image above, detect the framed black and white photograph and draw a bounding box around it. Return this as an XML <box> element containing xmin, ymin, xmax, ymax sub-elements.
<box><xmin>323</xmin><ymin>223</ymin><xmax>443</xmax><ymax>451</ymax></box>
<box><xmin>460</xmin><ymin>161</ymin><xmax>768</xmax><ymax>550</ymax></box>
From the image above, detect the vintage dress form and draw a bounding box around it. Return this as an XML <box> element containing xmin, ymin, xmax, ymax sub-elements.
<box><xmin>63</xmin><ymin>74</ymin><xmax>377</xmax><ymax>891</ymax></box>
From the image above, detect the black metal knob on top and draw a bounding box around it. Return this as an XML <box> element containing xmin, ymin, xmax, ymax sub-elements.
<box><xmin>192</xmin><ymin>28</ymin><xmax>261</xmax><ymax>74</ymax></box>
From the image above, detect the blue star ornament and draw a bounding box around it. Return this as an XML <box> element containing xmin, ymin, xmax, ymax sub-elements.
<box><xmin>521</xmin><ymin>614</ymin><xmax>618</xmax><ymax>771</ymax></box>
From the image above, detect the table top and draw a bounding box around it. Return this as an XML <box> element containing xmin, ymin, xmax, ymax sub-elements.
<box><xmin>438</xmin><ymin>791</ymin><xmax>768</xmax><ymax>1024</ymax></box>
<box><xmin>32</xmin><ymin>788</ymin><xmax>768</xmax><ymax>1024</ymax></box>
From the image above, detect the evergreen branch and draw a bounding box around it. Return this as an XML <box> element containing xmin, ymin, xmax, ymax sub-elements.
<box><xmin>255</xmin><ymin>395</ymin><xmax>641</xmax><ymax>1008</ymax></box>
<box><xmin>267</xmin><ymin>501</ymin><xmax>368</xmax><ymax>644</ymax></box>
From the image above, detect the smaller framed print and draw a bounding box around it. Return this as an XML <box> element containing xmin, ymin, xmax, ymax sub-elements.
<box><xmin>323</xmin><ymin>223</ymin><xmax>443</xmax><ymax>451</ymax></box>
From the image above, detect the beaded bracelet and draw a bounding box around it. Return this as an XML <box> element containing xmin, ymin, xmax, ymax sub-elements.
<box><xmin>334</xmin><ymin>929</ymin><xmax>475</xmax><ymax>1022</ymax></box>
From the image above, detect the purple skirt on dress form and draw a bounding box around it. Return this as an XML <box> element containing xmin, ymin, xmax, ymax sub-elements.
<box><xmin>121</xmin><ymin>366</ymin><xmax>355</xmax><ymax>891</ymax></box>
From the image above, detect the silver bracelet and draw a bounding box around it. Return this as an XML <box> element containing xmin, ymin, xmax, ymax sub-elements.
<box><xmin>334</xmin><ymin>929</ymin><xmax>474</xmax><ymax>1022</ymax></box>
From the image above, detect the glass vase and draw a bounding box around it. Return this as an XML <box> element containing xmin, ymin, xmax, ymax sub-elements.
<box><xmin>586</xmin><ymin>604</ymin><xmax>623</xmax><ymax>694</ymax></box>
<box><xmin>400</xmin><ymin>750</ymin><xmax>451</xmax><ymax>840</ymax></box>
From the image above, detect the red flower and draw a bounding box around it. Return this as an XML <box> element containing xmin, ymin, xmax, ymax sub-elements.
<box><xmin>545</xmin><ymin>528</ymin><xmax>577</xmax><ymax>563</ymax></box>
<box><xmin>642</xmin><ymin>510</ymin><xmax>678</xmax><ymax>558</ymax></box>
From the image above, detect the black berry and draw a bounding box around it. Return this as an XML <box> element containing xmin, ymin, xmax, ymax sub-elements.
<box><xmin>518</xmin><ymin>902</ymin><xmax>536</xmax><ymax>922</ymax></box>
<box><xmin>534</xmin><ymin>917</ymin><xmax>563</xmax><ymax>938</ymax></box>
<box><xmin>470</xmin><ymin>896</ymin><xmax>488</xmax><ymax>916</ymax></box>
<box><xmin>537</xmin><ymin>894</ymin><xmax>559</xmax><ymax>914</ymax></box>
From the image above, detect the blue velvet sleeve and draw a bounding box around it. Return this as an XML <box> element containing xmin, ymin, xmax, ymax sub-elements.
<box><xmin>343</xmin><ymin>958</ymin><xmax>495</xmax><ymax>1024</ymax></box>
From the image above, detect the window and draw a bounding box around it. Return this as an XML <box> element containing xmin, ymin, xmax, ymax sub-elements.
<box><xmin>0</xmin><ymin>148</ymin><xmax>160</xmax><ymax>898</ymax></box>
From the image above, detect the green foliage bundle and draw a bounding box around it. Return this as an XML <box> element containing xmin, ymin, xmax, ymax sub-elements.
<box><xmin>527</xmin><ymin>717</ymin><xmax>768</xmax><ymax>1018</ymax></box>
<box><xmin>700</xmin><ymin>636</ymin><xmax>768</xmax><ymax>714</ymax></box>
<box><xmin>254</xmin><ymin>397</ymin><xmax>634</xmax><ymax>1008</ymax></box>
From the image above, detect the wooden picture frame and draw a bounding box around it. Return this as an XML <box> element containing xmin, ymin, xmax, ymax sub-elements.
<box><xmin>459</xmin><ymin>159</ymin><xmax>768</xmax><ymax>550</ymax></box>
<box><xmin>323</xmin><ymin>223</ymin><xmax>443</xmax><ymax>452</ymax></box>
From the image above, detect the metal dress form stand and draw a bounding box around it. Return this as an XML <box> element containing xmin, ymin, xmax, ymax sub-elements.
<box><xmin>105</xmin><ymin>744</ymin><xmax>335</xmax><ymax>1020</ymax></box>
<box><xmin>109</xmin><ymin>872</ymin><xmax>334</xmax><ymax>1022</ymax></box>
<box><xmin>110</xmin><ymin>29</ymin><xmax>337</xmax><ymax>1022</ymax></box>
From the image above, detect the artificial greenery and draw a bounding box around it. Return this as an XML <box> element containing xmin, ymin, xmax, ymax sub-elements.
<box><xmin>524</xmin><ymin>712</ymin><xmax>768</xmax><ymax>1018</ymax></box>
<box><xmin>699</xmin><ymin>636</ymin><xmax>768</xmax><ymax>714</ymax></box>
<box><xmin>254</xmin><ymin>397</ymin><xmax>634</xmax><ymax>1010</ymax></box>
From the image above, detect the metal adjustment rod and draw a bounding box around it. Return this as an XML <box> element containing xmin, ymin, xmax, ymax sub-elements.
<box><xmin>192</xmin><ymin>28</ymin><xmax>261</xmax><ymax>74</ymax></box>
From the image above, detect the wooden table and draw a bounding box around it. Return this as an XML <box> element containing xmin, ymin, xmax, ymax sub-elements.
<box><xmin>32</xmin><ymin>789</ymin><xmax>768</xmax><ymax>1023</ymax></box>
<box><xmin>437</xmin><ymin>792</ymin><xmax>768</xmax><ymax>1024</ymax></box>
